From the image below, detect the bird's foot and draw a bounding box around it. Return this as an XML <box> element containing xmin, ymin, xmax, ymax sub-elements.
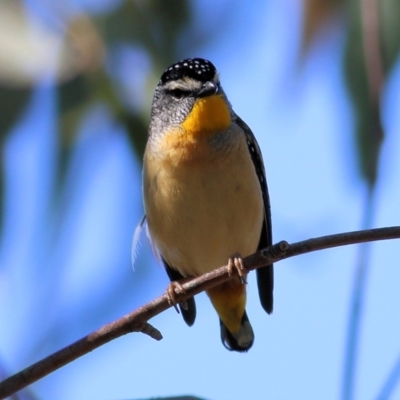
<box><xmin>166</xmin><ymin>281</ymin><xmax>188</xmax><ymax>313</ymax></box>
<box><xmin>227</xmin><ymin>254</ymin><xmax>247</xmax><ymax>284</ymax></box>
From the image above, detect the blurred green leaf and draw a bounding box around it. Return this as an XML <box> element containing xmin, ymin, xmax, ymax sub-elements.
<box><xmin>58</xmin><ymin>75</ymin><xmax>90</xmax><ymax>115</ymax></box>
<box><xmin>100</xmin><ymin>0</ymin><xmax>190</xmax><ymax>62</ymax></box>
<box><xmin>380</xmin><ymin>0</ymin><xmax>400</xmax><ymax>72</ymax></box>
<box><xmin>0</xmin><ymin>86</ymin><xmax>32</xmax><ymax>232</ymax></box>
<box><xmin>122</xmin><ymin>112</ymin><xmax>148</xmax><ymax>160</ymax></box>
<box><xmin>56</xmin><ymin>74</ymin><xmax>93</xmax><ymax>195</ymax></box>
<box><xmin>0</xmin><ymin>86</ymin><xmax>32</xmax><ymax>138</ymax></box>
<box><xmin>344</xmin><ymin>0</ymin><xmax>384</xmax><ymax>187</ymax></box>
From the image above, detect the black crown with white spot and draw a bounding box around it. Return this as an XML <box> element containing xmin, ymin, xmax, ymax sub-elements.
<box><xmin>160</xmin><ymin>58</ymin><xmax>217</xmax><ymax>84</ymax></box>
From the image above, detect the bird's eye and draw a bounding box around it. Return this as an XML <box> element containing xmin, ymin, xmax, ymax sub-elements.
<box><xmin>169</xmin><ymin>89</ymin><xmax>185</xmax><ymax>99</ymax></box>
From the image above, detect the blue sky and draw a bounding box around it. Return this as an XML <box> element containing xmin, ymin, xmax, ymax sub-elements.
<box><xmin>1</xmin><ymin>1</ymin><xmax>400</xmax><ymax>399</ymax></box>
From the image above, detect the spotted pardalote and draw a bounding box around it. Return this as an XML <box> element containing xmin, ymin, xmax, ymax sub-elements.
<box><xmin>135</xmin><ymin>58</ymin><xmax>273</xmax><ymax>352</ymax></box>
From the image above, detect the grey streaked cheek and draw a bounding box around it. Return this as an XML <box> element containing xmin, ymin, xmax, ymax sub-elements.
<box><xmin>150</xmin><ymin>93</ymin><xmax>195</xmax><ymax>129</ymax></box>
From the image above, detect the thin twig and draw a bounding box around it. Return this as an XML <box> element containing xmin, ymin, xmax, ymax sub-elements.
<box><xmin>0</xmin><ymin>226</ymin><xmax>399</xmax><ymax>399</ymax></box>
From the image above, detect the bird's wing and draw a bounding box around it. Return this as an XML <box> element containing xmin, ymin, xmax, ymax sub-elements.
<box><xmin>235</xmin><ymin>115</ymin><xmax>274</xmax><ymax>314</ymax></box>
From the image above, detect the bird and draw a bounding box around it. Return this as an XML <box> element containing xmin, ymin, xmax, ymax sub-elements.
<box><xmin>137</xmin><ymin>57</ymin><xmax>273</xmax><ymax>352</ymax></box>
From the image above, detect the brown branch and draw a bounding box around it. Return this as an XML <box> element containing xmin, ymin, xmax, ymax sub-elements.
<box><xmin>1</xmin><ymin>226</ymin><xmax>400</xmax><ymax>399</ymax></box>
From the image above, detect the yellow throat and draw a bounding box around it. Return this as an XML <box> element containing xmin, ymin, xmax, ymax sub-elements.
<box><xmin>181</xmin><ymin>94</ymin><xmax>231</xmax><ymax>137</ymax></box>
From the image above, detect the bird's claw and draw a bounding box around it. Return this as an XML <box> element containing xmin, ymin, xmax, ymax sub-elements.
<box><xmin>166</xmin><ymin>281</ymin><xmax>188</xmax><ymax>313</ymax></box>
<box><xmin>227</xmin><ymin>254</ymin><xmax>248</xmax><ymax>284</ymax></box>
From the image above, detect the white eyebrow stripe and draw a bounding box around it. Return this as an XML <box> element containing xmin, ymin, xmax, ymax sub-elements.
<box><xmin>163</xmin><ymin>77</ymin><xmax>203</xmax><ymax>91</ymax></box>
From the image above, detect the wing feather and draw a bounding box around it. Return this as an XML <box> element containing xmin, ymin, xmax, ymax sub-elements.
<box><xmin>235</xmin><ymin>115</ymin><xmax>274</xmax><ymax>314</ymax></box>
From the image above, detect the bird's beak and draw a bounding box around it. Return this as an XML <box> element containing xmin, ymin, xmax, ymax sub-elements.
<box><xmin>198</xmin><ymin>81</ymin><xmax>219</xmax><ymax>98</ymax></box>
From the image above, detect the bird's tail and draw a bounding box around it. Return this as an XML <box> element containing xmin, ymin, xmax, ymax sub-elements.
<box><xmin>220</xmin><ymin>310</ymin><xmax>254</xmax><ymax>352</ymax></box>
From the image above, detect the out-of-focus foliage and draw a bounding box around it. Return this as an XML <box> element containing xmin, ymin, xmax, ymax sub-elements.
<box><xmin>344</xmin><ymin>0</ymin><xmax>383</xmax><ymax>188</ymax></box>
<box><xmin>57</xmin><ymin>1</ymin><xmax>192</xmax><ymax>178</ymax></box>
<box><xmin>0</xmin><ymin>0</ymin><xmax>213</xmax><ymax>197</ymax></box>
<box><xmin>302</xmin><ymin>0</ymin><xmax>400</xmax><ymax>188</ymax></box>
<box><xmin>301</xmin><ymin>0</ymin><xmax>345</xmax><ymax>52</ymax></box>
